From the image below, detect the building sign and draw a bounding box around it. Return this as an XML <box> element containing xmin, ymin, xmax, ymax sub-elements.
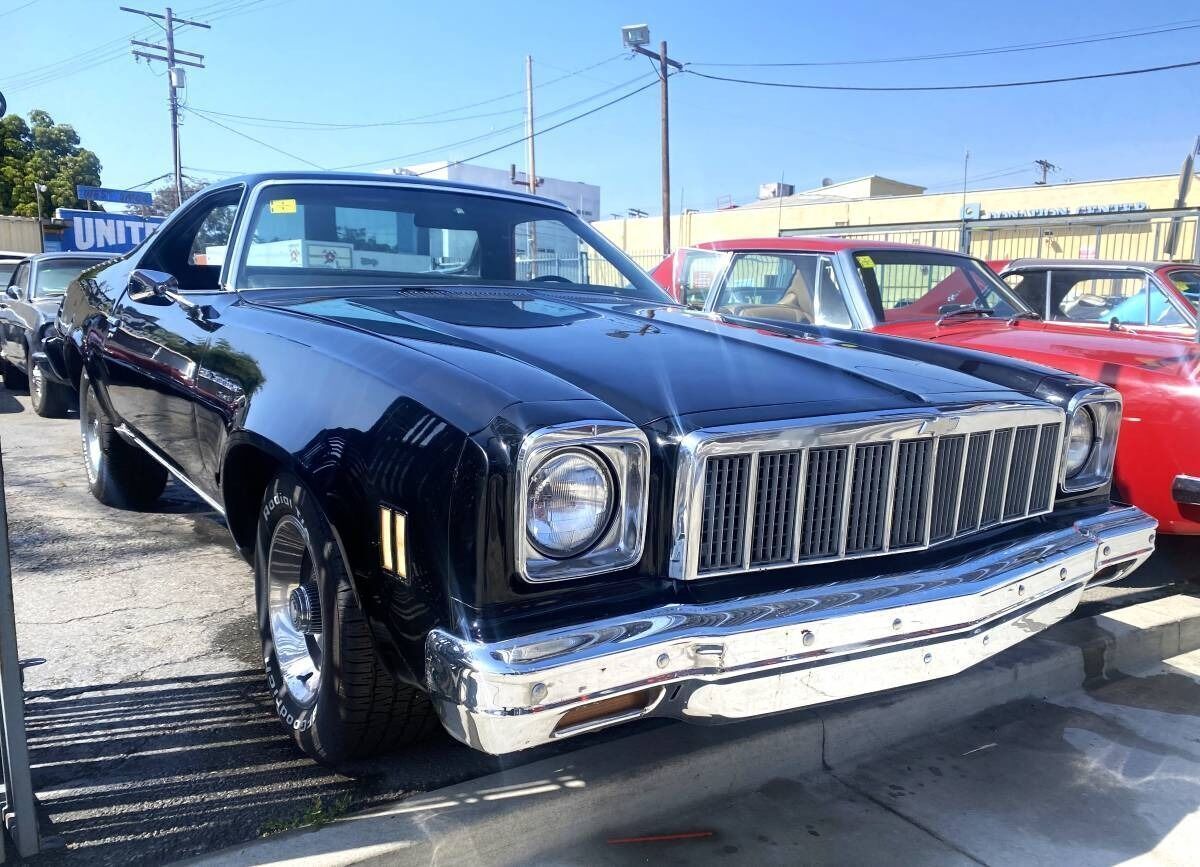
<box><xmin>75</xmin><ymin>185</ymin><xmax>154</xmax><ymax>207</ymax></box>
<box><xmin>55</xmin><ymin>209</ymin><xmax>165</xmax><ymax>253</ymax></box>
<box><xmin>981</xmin><ymin>202</ymin><xmax>1148</xmax><ymax>220</ymax></box>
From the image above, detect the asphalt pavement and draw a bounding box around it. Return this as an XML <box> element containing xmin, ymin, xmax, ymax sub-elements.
<box><xmin>0</xmin><ymin>381</ymin><xmax>1195</xmax><ymax>865</ymax></box>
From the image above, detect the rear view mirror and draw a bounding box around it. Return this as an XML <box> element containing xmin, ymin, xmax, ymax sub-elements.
<box><xmin>3</xmin><ymin>285</ymin><xmax>18</xmax><ymax>300</ymax></box>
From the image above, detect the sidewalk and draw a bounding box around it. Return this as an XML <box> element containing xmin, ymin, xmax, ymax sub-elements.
<box><xmin>196</xmin><ymin>593</ymin><xmax>1200</xmax><ymax>867</ymax></box>
<box><xmin>557</xmin><ymin>646</ymin><xmax>1200</xmax><ymax>865</ymax></box>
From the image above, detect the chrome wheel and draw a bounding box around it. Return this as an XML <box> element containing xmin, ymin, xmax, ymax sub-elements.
<box><xmin>80</xmin><ymin>385</ymin><xmax>102</xmax><ymax>484</ymax></box>
<box><xmin>267</xmin><ymin>516</ymin><xmax>322</xmax><ymax>706</ymax></box>
<box><xmin>30</xmin><ymin>364</ymin><xmax>43</xmax><ymax>406</ymax></box>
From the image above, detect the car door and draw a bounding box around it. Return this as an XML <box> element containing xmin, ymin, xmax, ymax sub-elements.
<box><xmin>102</xmin><ymin>186</ymin><xmax>243</xmax><ymax>482</ymax></box>
<box><xmin>1</xmin><ymin>262</ymin><xmax>31</xmax><ymax>365</ymax></box>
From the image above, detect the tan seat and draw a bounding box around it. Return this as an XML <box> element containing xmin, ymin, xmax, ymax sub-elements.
<box><xmin>725</xmin><ymin>265</ymin><xmax>816</xmax><ymax>323</ymax></box>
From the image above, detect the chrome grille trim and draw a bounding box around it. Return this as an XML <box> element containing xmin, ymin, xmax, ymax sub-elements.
<box><xmin>672</xmin><ymin>404</ymin><xmax>1065</xmax><ymax>580</ymax></box>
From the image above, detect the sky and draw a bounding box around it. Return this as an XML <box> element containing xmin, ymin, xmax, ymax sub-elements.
<box><xmin>2</xmin><ymin>0</ymin><xmax>1199</xmax><ymax>217</ymax></box>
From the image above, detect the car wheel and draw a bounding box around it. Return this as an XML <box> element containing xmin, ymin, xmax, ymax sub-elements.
<box><xmin>79</xmin><ymin>369</ymin><xmax>167</xmax><ymax>509</ymax></box>
<box><xmin>0</xmin><ymin>355</ymin><xmax>27</xmax><ymax>391</ymax></box>
<box><xmin>256</xmin><ymin>471</ymin><xmax>438</xmax><ymax>763</ymax></box>
<box><xmin>30</xmin><ymin>363</ymin><xmax>72</xmax><ymax>418</ymax></box>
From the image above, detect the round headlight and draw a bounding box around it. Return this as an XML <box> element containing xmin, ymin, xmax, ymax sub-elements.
<box><xmin>1064</xmin><ymin>406</ymin><xmax>1096</xmax><ymax>478</ymax></box>
<box><xmin>526</xmin><ymin>449</ymin><xmax>614</xmax><ymax>558</ymax></box>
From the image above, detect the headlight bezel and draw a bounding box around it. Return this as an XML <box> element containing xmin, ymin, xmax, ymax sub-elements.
<box><xmin>515</xmin><ymin>421</ymin><xmax>649</xmax><ymax>583</ymax></box>
<box><xmin>1060</xmin><ymin>387</ymin><xmax>1122</xmax><ymax>493</ymax></box>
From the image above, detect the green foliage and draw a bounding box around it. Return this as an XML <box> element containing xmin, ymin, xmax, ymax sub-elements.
<box><xmin>0</xmin><ymin>109</ymin><xmax>102</xmax><ymax>218</ymax></box>
<box><xmin>258</xmin><ymin>793</ymin><xmax>354</xmax><ymax>836</ymax></box>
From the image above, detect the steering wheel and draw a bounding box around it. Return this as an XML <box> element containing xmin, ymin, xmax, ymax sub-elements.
<box><xmin>530</xmin><ymin>274</ymin><xmax>574</xmax><ymax>284</ymax></box>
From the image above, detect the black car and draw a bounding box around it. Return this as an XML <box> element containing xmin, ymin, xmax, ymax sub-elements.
<box><xmin>1</xmin><ymin>251</ymin><xmax>110</xmax><ymax>415</ymax></box>
<box><xmin>47</xmin><ymin>172</ymin><xmax>1156</xmax><ymax>763</ymax></box>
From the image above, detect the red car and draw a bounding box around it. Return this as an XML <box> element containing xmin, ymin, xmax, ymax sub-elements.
<box><xmin>652</xmin><ymin>238</ymin><xmax>1200</xmax><ymax>534</ymax></box>
<box><xmin>994</xmin><ymin>258</ymin><xmax>1200</xmax><ymax>338</ymax></box>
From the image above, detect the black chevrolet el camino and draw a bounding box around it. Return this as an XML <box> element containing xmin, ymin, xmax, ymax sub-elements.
<box><xmin>46</xmin><ymin>172</ymin><xmax>1156</xmax><ymax>762</ymax></box>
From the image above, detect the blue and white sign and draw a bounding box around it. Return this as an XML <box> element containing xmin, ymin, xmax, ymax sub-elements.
<box><xmin>56</xmin><ymin>209</ymin><xmax>165</xmax><ymax>254</ymax></box>
<box><xmin>75</xmin><ymin>185</ymin><xmax>154</xmax><ymax>207</ymax></box>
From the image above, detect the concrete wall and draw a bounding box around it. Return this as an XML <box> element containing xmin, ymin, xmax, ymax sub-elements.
<box><xmin>0</xmin><ymin>216</ymin><xmax>42</xmax><ymax>253</ymax></box>
<box><xmin>596</xmin><ymin>174</ymin><xmax>1200</xmax><ymax>258</ymax></box>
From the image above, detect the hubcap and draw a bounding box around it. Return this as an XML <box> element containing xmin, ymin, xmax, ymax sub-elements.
<box><xmin>267</xmin><ymin>516</ymin><xmax>322</xmax><ymax>706</ymax></box>
<box><xmin>80</xmin><ymin>386</ymin><xmax>102</xmax><ymax>483</ymax></box>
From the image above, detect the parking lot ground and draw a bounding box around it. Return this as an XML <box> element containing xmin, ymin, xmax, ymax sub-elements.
<box><xmin>557</xmin><ymin>647</ymin><xmax>1200</xmax><ymax>866</ymax></box>
<box><xmin>0</xmin><ymin>381</ymin><xmax>1197</xmax><ymax>865</ymax></box>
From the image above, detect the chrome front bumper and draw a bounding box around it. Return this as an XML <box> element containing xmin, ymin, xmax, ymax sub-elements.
<box><xmin>426</xmin><ymin>505</ymin><xmax>1156</xmax><ymax>755</ymax></box>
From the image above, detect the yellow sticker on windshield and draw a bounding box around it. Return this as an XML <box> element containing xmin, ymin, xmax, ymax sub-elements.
<box><xmin>856</xmin><ymin>254</ymin><xmax>875</xmax><ymax>269</ymax></box>
<box><xmin>269</xmin><ymin>198</ymin><xmax>297</xmax><ymax>214</ymax></box>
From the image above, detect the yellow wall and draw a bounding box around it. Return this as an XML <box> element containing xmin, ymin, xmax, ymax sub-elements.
<box><xmin>596</xmin><ymin>174</ymin><xmax>1200</xmax><ymax>258</ymax></box>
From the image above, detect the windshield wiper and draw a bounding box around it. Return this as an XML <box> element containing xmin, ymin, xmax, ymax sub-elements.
<box><xmin>936</xmin><ymin>304</ymin><xmax>994</xmax><ymax>324</ymax></box>
<box><xmin>1007</xmin><ymin>310</ymin><xmax>1042</xmax><ymax>324</ymax></box>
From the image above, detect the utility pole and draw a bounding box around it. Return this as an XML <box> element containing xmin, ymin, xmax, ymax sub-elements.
<box><xmin>1034</xmin><ymin>159</ymin><xmax>1058</xmax><ymax>185</ymax></box>
<box><xmin>622</xmin><ymin>26</ymin><xmax>682</xmax><ymax>256</ymax></box>
<box><xmin>960</xmin><ymin>149</ymin><xmax>970</xmax><ymax>253</ymax></box>
<box><xmin>122</xmin><ymin>5</ymin><xmax>208</xmax><ymax>208</ymax></box>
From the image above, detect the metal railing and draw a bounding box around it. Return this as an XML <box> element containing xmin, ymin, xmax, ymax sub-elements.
<box><xmin>784</xmin><ymin>209</ymin><xmax>1200</xmax><ymax>264</ymax></box>
<box><xmin>0</xmin><ymin>447</ymin><xmax>39</xmax><ymax>860</ymax></box>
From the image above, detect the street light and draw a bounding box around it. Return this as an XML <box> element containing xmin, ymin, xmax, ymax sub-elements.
<box><xmin>32</xmin><ymin>182</ymin><xmax>47</xmax><ymax>221</ymax></box>
<box><xmin>621</xmin><ymin>24</ymin><xmax>682</xmax><ymax>258</ymax></box>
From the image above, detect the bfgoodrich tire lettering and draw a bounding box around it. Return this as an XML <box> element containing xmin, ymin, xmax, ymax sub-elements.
<box><xmin>256</xmin><ymin>472</ymin><xmax>437</xmax><ymax>763</ymax></box>
<box><xmin>79</xmin><ymin>369</ymin><xmax>167</xmax><ymax>509</ymax></box>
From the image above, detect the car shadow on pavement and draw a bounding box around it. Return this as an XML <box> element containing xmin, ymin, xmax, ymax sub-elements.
<box><xmin>0</xmin><ymin>387</ymin><xmax>25</xmax><ymax>414</ymax></box>
<box><xmin>21</xmin><ymin>670</ymin><xmax>542</xmax><ymax>866</ymax></box>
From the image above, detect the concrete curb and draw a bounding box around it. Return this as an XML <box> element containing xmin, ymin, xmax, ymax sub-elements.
<box><xmin>190</xmin><ymin>594</ymin><xmax>1200</xmax><ymax>867</ymax></box>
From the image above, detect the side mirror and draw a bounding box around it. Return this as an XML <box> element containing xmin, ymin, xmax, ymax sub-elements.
<box><xmin>128</xmin><ymin>269</ymin><xmax>181</xmax><ymax>304</ymax></box>
<box><xmin>4</xmin><ymin>285</ymin><xmax>18</xmax><ymax>300</ymax></box>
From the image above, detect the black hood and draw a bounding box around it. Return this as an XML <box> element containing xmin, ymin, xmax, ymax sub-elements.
<box><xmin>257</xmin><ymin>286</ymin><xmax>1026</xmax><ymax>427</ymax></box>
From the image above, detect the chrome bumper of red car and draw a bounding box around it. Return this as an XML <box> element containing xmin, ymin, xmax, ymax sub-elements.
<box><xmin>425</xmin><ymin>505</ymin><xmax>1156</xmax><ymax>755</ymax></box>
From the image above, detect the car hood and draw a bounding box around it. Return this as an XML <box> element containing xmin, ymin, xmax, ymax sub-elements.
<box><xmin>258</xmin><ymin>287</ymin><xmax>1028</xmax><ymax>427</ymax></box>
<box><xmin>879</xmin><ymin>318</ymin><xmax>1200</xmax><ymax>381</ymax></box>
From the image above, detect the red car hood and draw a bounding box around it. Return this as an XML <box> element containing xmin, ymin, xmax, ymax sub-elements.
<box><xmin>878</xmin><ymin>318</ymin><xmax>1200</xmax><ymax>382</ymax></box>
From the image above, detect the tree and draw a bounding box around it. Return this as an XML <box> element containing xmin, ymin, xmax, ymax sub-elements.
<box><xmin>143</xmin><ymin>176</ymin><xmax>209</xmax><ymax>216</ymax></box>
<box><xmin>0</xmin><ymin>110</ymin><xmax>102</xmax><ymax>218</ymax></box>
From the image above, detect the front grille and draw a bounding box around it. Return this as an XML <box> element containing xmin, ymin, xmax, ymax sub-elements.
<box><xmin>692</xmin><ymin>411</ymin><xmax>1063</xmax><ymax>576</ymax></box>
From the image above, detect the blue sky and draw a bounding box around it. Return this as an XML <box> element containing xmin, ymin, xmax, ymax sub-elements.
<box><xmin>2</xmin><ymin>0</ymin><xmax>1198</xmax><ymax>215</ymax></box>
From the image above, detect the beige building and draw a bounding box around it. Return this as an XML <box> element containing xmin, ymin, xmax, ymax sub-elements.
<box><xmin>596</xmin><ymin>172</ymin><xmax>1200</xmax><ymax>266</ymax></box>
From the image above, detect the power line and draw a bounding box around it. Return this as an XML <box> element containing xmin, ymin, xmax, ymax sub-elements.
<box><xmin>401</xmin><ymin>78</ymin><xmax>660</xmax><ymax>178</ymax></box>
<box><xmin>685</xmin><ymin>57</ymin><xmax>1200</xmax><ymax>92</ymax></box>
<box><xmin>181</xmin><ymin>107</ymin><xmax>327</xmax><ymax>169</ymax></box>
<box><xmin>0</xmin><ymin>1</ymin><xmax>40</xmax><ymax>18</ymax></box>
<box><xmin>186</xmin><ymin>53</ymin><xmax>628</xmax><ymax>130</ymax></box>
<box><xmin>690</xmin><ymin>17</ymin><xmax>1200</xmax><ymax>67</ymax></box>
<box><xmin>328</xmin><ymin>73</ymin><xmax>657</xmax><ymax>170</ymax></box>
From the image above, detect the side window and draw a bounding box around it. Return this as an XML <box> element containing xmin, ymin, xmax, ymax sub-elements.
<box><xmin>10</xmin><ymin>263</ymin><xmax>30</xmax><ymax>298</ymax></box>
<box><xmin>1004</xmin><ymin>271</ymin><xmax>1049</xmax><ymax>318</ymax></box>
<box><xmin>189</xmin><ymin>204</ymin><xmax>238</xmax><ymax>268</ymax></box>
<box><xmin>673</xmin><ymin>249</ymin><xmax>728</xmax><ymax>307</ymax></box>
<box><xmin>1056</xmin><ymin>272</ymin><xmax>1148</xmax><ymax>323</ymax></box>
<box><xmin>814</xmin><ymin>258</ymin><xmax>853</xmax><ymax>327</ymax></box>
<box><xmin>141</xmin><ymin>187</ymin><xmax>243</xmax><ymax>292</ymax></box>
<box><xmin>715</xmin><ymin>253</ymin><xmax>819</xmax><ymax>324</ymax></box>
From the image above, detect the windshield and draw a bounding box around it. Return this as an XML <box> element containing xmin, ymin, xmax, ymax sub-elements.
<box><xmin>236</xmin><ymin>182</ymin><xmax>669</xmax><ymax>301</ymax></box>
<box><xmin>0</xmin><ymin>263</ymin><xmax>16</xmax><ymax>286</ymax></box>
<box><xmin>34</xmin><ymin>259</ymin><xmax>105</xmax><ymax>297</ymax></box>
<box><xmin>853</xmin><ymin>249</ymin><xmax>1025</xmax><ymax>322</ymax></box>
